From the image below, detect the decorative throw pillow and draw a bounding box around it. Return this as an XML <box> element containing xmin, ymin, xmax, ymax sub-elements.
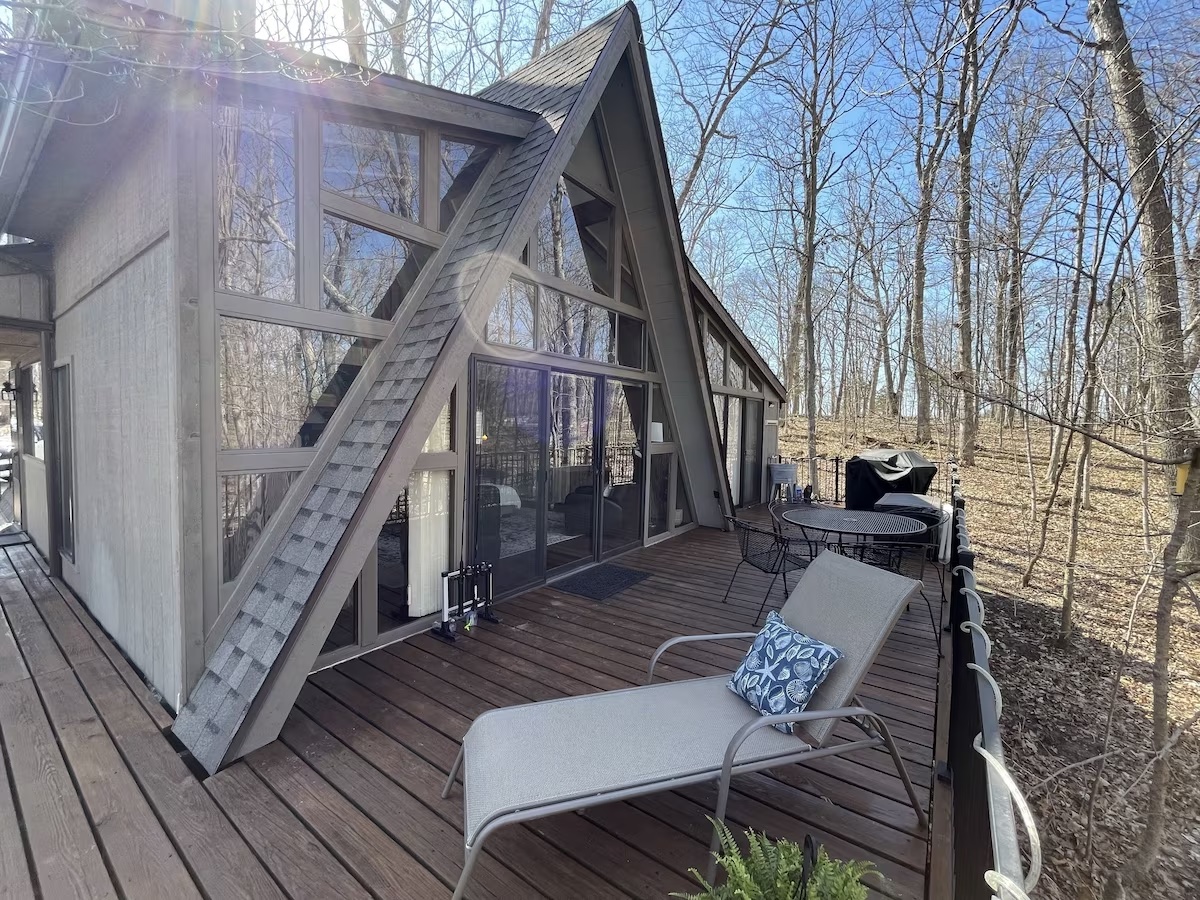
<box><xmin>728</xmin><ymin>611</ymin><xmax>844</xmax><ymax>735</ymax></box>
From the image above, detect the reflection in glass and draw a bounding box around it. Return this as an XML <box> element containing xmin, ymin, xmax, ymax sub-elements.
<box><xmin>439</xmin><ymin>139</ymin><xmax>491</xmax><ymax>230</ymax></box>
<box><xmin>726</xmin><ymin>395</ymin><xmax>742</xmax><ymax>506</ymax></box>
<box><xmin>705</xmin><ymin>328</ymin><xmax>725</xmax><ymax>385</ymax></box>
<box><xmin>321</xmin><ymin>214</ymin><xmax>432</xmax><ymax>319</ymax></box>
<box><xmin>29</xmin><ymin>362</ymin><xmax>43</xmax><ymax>459</ymax></box>
<box><xmin>486</xmin><ymin>278</ymin><xmax>536</xmax><ymax>348</ymax></box>
<box><xmin>548</xmin><ymin>373</ymin><xmax>597</xmax><ymax>571</ymax></box>
<box><xmin>564</xmin><ymin>120</ymin><xmax>612</xmax><ymax>191</ymax></box>
<box><xmin>376</xmin><ymin>470</ymin><xmax>451</xmax><ymax>632</ymax></box>
<box><xmin>422</xmin><ymin>400</ymin><xmax>452</xmax><ymax>453</ymax></box>
<box><xmin>217</xmin><ymin>105</ymin><xmax>297</xmax><ymax>302</ymax></box>
<box><xmin>220</xmin><ymin>471</ymin><xmax>300</xmax><ymax>583</ymax></box>
<box><xmin>601</xmin><ymin>380</ymin><xmax>645</xmax><ymax>553</ymax></box>
<box><xmin>648</xmin><ymin>453</ymin><xmax>671</xmax><ymax>537</ymax></box>
<box><xmin>321</xmin><ymin>583</ymin><xmax>359</xmax><ymax>654</ymax></box>
<box><xmin>219</xmin><ymin>317</ymin><xmax>376</xmax><ymax>449</ymax></box>
<box><xmin>620</xmin><ymin>266</ymin><xmax>642</xmax><ymax>308</ymax></box>
<box><xmin>535</xmin><ymin>178</ymin><xmax>613</xmax><ymax>294</ymax></box>
<box><xmin>675</xmin><ymin>464</ymin><xmax>693</xmax><ymax>527</ymax></box>
<box><xmin>473</xmin><ymin>362</ymin><xmax>543</xmax><ymax>594</ymax></box>
<box><xmin>741</xmin><ymin>399</ymin><xmax>763</xmax><ymax>506</ymax></box>
<box><xmin>616</xmin><ymin>315</ymin><xmax>643</xmax><ymax>368</ymax></box>
<box><xmin>729</xmin><ymin>354</ymin><xmax>746</xmax><ymax>390</ymax></box>
<box><xmin>322</xmin><ymin>120</ymin><xmax>420</xmax><ymax>220</ymax></box>
<box><xmin>541</xmin><ymin>291</ymin><xmax>614</xmax><ymax>362</ymax></box>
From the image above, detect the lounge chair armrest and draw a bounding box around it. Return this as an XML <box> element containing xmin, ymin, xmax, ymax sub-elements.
<box><xmin>721</xmin><ymin>706</ymin><xmax>873</xmax><ymax>774</ymax></box>
<box><xmin>646</xmin><ymin>632</ymin><xmax>758</xmax><ymax>684</ymax></box>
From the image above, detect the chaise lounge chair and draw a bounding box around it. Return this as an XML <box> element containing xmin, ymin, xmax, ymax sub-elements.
<box><xmin>442</xmin><ymin>551</ymin><xmax>927</xmax><ymax>898</ymax></box>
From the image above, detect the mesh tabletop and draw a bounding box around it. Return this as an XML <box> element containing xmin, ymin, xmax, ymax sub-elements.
<box><xmin>780</xmin><ymin>506</ymin><xmax>925</xmax><ymax>537</ymax></box>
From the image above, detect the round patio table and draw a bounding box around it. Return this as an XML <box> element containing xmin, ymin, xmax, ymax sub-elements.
<box><xmin>780</xmin><ymin>505</ymin><xmax>925</xmax><ymax>542</ymax></box>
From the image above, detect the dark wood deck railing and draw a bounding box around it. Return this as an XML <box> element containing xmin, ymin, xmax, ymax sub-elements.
<box><xmin>946</xmin><ymin>463</ymin><xmax>1042</xmax><ymax>899</ymax></box>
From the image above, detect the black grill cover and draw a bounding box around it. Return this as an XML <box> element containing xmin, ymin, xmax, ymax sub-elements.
<box><xmin>844</xmin><ymin>449</ymin><xmax>937</xmax><ymax>510</ymax></box>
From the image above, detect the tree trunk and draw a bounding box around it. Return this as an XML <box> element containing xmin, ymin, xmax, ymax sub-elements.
<box><xmin>342</xmin><ymin>0</ymin><xmax>369</xmax><ymax>67</ymax></box>
<box><xmin>1089</xmin><ymin>0</ymin><xmax>1200</xmax><ymax>884</ymax></box>
<box><xmin>953</xmin><ymin>0</ymin><xmax>980</xmax><ymax>465</ymax></box>
<box><xmin>911</xmin><ymin>207</ymin><xmax>933</xmax><ymax>442</ymax></box>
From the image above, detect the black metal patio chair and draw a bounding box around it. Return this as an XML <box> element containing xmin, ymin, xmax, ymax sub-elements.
<box><xmin>723</xmin><ymin>516</ymin><xmax>810</xmax><ymax>624</ymax></box>
<box><xmin>767</xmin><ymin>498</ymin><xmax>827</xmax><ymax>573</ymax></box>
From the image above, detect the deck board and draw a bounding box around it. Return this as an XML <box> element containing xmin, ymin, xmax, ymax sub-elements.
<box><xmin>0</xmin><ymin>518</ymin><xmax>945</xmax><ymax>900</ymax></box>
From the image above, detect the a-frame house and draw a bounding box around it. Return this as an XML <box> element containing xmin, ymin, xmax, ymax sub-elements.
<box><xmin>0</xmin><ymin>0</ymin><xmax>785</xmax><ymax>774</ymax></box>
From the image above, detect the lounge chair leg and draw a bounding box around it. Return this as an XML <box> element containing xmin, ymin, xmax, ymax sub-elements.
<box><xmin>706</xmin><ymin>770</ymin><xmax>736</xmax><ymax>885</ymax></box>
<box><xmin>721</xmin><ymin>560</ymin><xmax>745</xmax><ymax>604</ymax></box>
<box><xmin>442</xmin><ymin>746</ymin><xmax>465</xmax><ymax>799</ymax></box>
<box><xmin>872</xmin><ymin>714</ymin><xmax>928</xmax><ymax>831</ymax></box>
<box><xmin>452</xmin><ymin>839</ymin><xmax>486</xmax><ymax>900</ymax></box>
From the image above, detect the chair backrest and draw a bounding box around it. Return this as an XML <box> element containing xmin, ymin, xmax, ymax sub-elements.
<box><xmin>778</xmin><ymin>550</ymin><xmax>920</xmax><ymax>747</ymax></box>
<box><xmin>728</xmin><ymin>517</ymin><xmax>782</xmax><ymax>566</ymax></box>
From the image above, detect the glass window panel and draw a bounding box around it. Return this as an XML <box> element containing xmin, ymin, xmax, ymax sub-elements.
<box><xmin>548</xmin><ymin>372</ymin><xmax>597</xmax><ymax>571</ymax></box>
<box><xmin>616</xmin><ymin>316</ymin><xmax>643</xmax><ymax>368</ymax></box>
<box><xmin>473</xmin><ymin>362</ymin><xmax>542</xmax><ymax>595</ymax></box>
<box><xmin>321</xmin><ymin>582</ymin><xmax>359</xmax><ymax>654</ymax></box>
<box><xmin>601</xmin><ymin>380</ymin><xmax>645</xmax><ymax>554</ymax></box>
<box><xmin>726</xmin><ymin>396</ymin><xmax>742</xmax><ymax>506</ymax></box>
<box><xmin>486</xmin><ymin>278</ymin><xmax>536</xmax><ymax>348</ymax></box>
<box><xmin>28</xmin><ymin>362</ymin><xmax>43</xmax><ymax>459</ymax></box>
<box><xmin>535</xmin><ymin>178</ymin><xmax>613</xmax><ymax>294</ymax></box>
<box><xmin>322</xmin><ymin>120</ymin><xmax>420</xmax><ymax>220</ymax></box>
<box><xmin>220</xmin><ymin>471</ymin><xmax>300</xmax><ymax>583</ymax></box>
<box><xmin>651</xmin><ymin>384</ymin><xmax>672</xmax><ymax>443</ymax></box>
<box><xmin>705</xmin><ymin>328</ymin><xmax>725</xmax><ymax>386</ymax></box>
<box><xmin>749</xmin><ymin>371</ymin><xmax>762</xmax><ymax>393</ymax></box>
<box><xmin>439</xmin><ymin>139</ymin><xmax>491</xmax><ymax>230</ymax></box>
<box><xmin>216</xmin><ymin>105</ymin><xmax>297</xmax><ymax>302</ymax></box>
<box><xmin>220</xmin><ymin>317</ymin><xmax>377</xmax><ymax>449</ymax></box>
<box><xmin>540</xmin><ymin>291</ymin><xmax>613</xmax><ymax>362</ymax></box>
<box><xmin>675</xmin><ymin>464</ymin><xmax>692</xmax><ymax>527</ymax></box>
<box><xmin>729</xmin><ymin>354</ymin><xmax>746</xmax><ymax>390</ymax></box>
<box><xmin>321</xmin><ymin>214</ymin><xmax>432</xmax><ymax>319</ymax></box>
<box><xmin>565</xmin><ymin>120</ymin><xmax>612</xmax><ymax>190</ymax></box>
<box><xmin>51</xmin><ymin>366</ymin><xmax>73</xmax><ymax>559</ymax></box>
<box><xmin>620</xmin><ymin>266</ymin><xmax>642</xmax><ymax>308</ymax></box>
<box><xmin>377</xmin><ymin>470</ymin><xmax>451</xmax><ymax>631</ymax></box>
<box><xmin>422</xmin><ymin>400</ymin><xmax>452</xmax><ymax>453</ymax></box>
<box><xmin>648</xmin><ymin>453</ymin><xmax>671</xmax><ymax>537</ymax></box>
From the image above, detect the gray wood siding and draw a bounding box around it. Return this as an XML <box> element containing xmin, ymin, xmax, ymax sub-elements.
<box><xmin>55</xmin><ymin>236</ymin><xmax>184</xmax><ymax>708</ymax></box>
<box><xmin>53</xmin><ymin>119</ymin><xmax>171</xmax><ymax>315</ymax></box>
<box><xmin>0</xmin><ymin>274</ymin><xmax>48</xmax><ymax>322</ymax></box>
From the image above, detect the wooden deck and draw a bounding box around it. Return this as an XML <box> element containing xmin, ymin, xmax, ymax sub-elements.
<box><xmin>0</xmin><ymin>519</ymin><xmax>944</xmax><ymax>900</ymax></box>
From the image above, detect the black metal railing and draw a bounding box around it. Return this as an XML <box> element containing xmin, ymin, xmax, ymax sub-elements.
<box><xmin>945</xmin><ymin>463</ymin><xmax>1042</xmax><ymax>898</ymax></box>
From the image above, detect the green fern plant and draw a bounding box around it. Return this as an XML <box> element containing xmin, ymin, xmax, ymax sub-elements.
<box><xmin>672</xmin><ymin>820</ymin><xmax>876</xmax><ymax>900</ymax></box>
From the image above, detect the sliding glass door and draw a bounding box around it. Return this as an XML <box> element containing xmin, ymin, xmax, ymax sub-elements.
<box><xmin>547</xmin><ymin>372</ymin><xmax>598</xmax><ymax>573</ymax></box>
<box><xmin>600</xmin><ymin>380</ymin><xmax>645</xmax><ymax>555</ymax></box>
<box><xmin>473</xmin><ymin>360</ymin><xmax>546</xmax><ymax>596</ymax></box>
<box><xmin>471</xmin><ymin>357</ymin><xmax>650</xmax><ymax>594</ymax></box>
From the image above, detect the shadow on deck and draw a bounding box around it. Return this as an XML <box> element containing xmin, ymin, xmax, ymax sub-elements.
<box><xmin>0</xmin><ymin>517</ymin><xmax>945</xmax><ymax>900</ymax></box>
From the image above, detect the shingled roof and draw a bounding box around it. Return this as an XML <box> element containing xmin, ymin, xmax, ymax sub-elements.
<box><xmin>173</xmin><ymin>4</ymin><xmax>637</xmax><ymax>774</ymax></box>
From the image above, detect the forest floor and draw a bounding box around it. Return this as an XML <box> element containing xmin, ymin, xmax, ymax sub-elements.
<box><xmin>780</xmin><ymin>417</ymin><xmax>1200</xmax><ymax>900</ymax></box>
